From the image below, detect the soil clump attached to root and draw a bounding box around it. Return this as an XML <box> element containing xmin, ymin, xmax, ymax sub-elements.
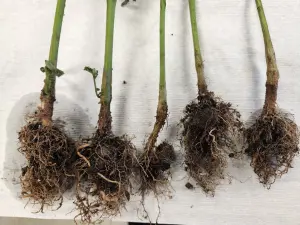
<box><xmin>245</xmin><ymin>111</ymin><xmax>299</xmax><ymax>186</ymax></box>
<box><xmin>19</xmin><ymin>120</ymin><xmax>76</xmax><ymax>212</ymax></box>
<box><xmin>139</xmin><ymin>141</ymin><xmax>176</xmax><ymax>194</ymax></box>
<box><xmin>75</xmin><ymin>131</ymin><xmax>136</xmax><ymax>223</ymax></box>
<box><xmin>182</xmin><ymin>92</ymin><xmax>243</xmax><ymax>194</ymax></box>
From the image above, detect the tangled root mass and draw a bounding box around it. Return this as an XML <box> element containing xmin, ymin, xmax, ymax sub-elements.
<box><xmin>245</xmin><ymin>111</ymin><xmax>299</xmax><ymax>186</ymax></box>
<box><xmin>75</xmin><ymin>131</ymin><xmax>135</xmax><ymax>223</ymax></box>
<box><xmin>139</xmin><ymin>141</ymin><xmax>176</xmax><ymax>194</ymax></box>
<box><xmin>182</xmin><ymin>92</ymin><xmax>243</xmax><ymax>194</ymax></box>
<box><xmin>19</xmin><ymin>122</ymin><xmax>76</xmax><ymax>212</ymax></box>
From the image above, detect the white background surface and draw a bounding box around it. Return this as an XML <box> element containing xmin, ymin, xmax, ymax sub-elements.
<box><xmin>0</xmin><ymin>217</ymin><xmax>126</xmax><ymax>225</ymax></box>
<box><xmin>1</xmin><ymin>0</ymin><xmax>300</xmax><ymax>224</ymax></box>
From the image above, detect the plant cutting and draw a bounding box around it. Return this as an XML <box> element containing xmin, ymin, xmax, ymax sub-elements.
<box><xmin>138</xmin><ymin>0</ymin><xmax>176</xmax><ymax>195</ymax></box>
<box><xmin>245</xmin><ymin>0</ymin><xmax>299</xmax><ymax>186</ymax></box>
<box><xmin>18</xmin><ymin>0</ymin><xmax>76</xmax><ymax>211</ymax></box>
<box><xmin>74</xmin><ymin>0</ymin><xmax>136</xmax><ymax>222</ymax></box>
<box><xmin>181</xmin><ymin>0</ymin><xmax>243</xmax><ymax>194</ymax></box>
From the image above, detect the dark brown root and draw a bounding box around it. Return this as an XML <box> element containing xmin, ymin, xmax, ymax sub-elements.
<box><xmin>138</xmin><ymin>141</ymin><xmax>176</xmax><ymax>195</ymax></box>
<box><xmin>182</xmin><ymin>92</ymin><xmax>243</xmax><ymax>194</ymax></box>
<box><xmin>18</xmin><ymin>121</ymin><xmax>76</xmax><ymax>212</ymax></box>
<box><xmin>74</xmin><ymin>131</ymin><xmax>136</xmax><ymax>223</ymax></box>
<box><xmin>245</xmin><ymin>111</ymin><xmax>299</xmax><ymax>187</ymax></box>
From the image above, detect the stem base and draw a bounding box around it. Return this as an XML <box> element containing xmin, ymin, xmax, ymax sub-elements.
<box><xmin>40</xmin><ymin>91</ymin><xmax>55</xmax><ymax>126</ymax></box>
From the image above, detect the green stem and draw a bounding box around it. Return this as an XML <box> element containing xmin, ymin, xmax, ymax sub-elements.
<box><xmin>188</xmin><ymin>0</ymin><xmax>207</xmax><ymax>94</ymax></box>
<box><xmin>98</xmin><ymin>0</ymin><xmax>117</xmax><ymax>134</ymax></box>
<box><xmin>41</xmin><ymin>0</ymin><xmax>66</xmax><ymax>126</ymax></box>
<box><xmin>159</xmin><ymin>0</ymin><xmax>166</xmax><ymax>104</ymax></box>
<box><xmin>255</xmin><ymin>0</ymin><xmax>279</xmax><ymax>113</ymax></box>
<box><xmin>145</xmin><ymin>0</ymin><xmax>168</xmax><ymax>152</ymax></box>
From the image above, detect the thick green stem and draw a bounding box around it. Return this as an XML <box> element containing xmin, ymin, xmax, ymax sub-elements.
<box><xmin>41</xmin><ymin>0</ymin><xmax>66</xmax><ymax>126</ymax></box>
<box><xmin>145</xmin><ymin>0</ymin><xmax>168</xmax><ymax>152</ymax></box>
<box><xmin>188</xmin><ymin>0</ymin><xmax>207</xmax><ymax>94</ymax></box>
<box><xmin>255</xmin><ymin>0</ymin><xmax>279</xmax><ymax>114</ymax></box>
<box><xmin>98</xmin><ymin>0</ymin><xmax>117</xmax><ymax>134</ymax></box>
<box><xmin>159</xmin><ymin>0</ymin><xmax>167</xmax><ymax>105</ymax></box>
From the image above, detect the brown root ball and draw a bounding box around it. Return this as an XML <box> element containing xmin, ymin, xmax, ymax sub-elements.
<box><xmin>182</xmin><ymin>92</ymin><xmax>243</xmax><ymax>194</ymax></box>
<box><xmin>18</xmin><ymin>122</ymin><xmax>76</xmax><ymax>212</ymax></box>
<box><xmin>138</xmin><ymin>141</ymin><xmax>176</xmax><ymax>194</ymax></box>
<box><xmin>74</xmin><ymin>131</ymin><xmax>136</xmax><ymax>223</ymax></box>
<box><xmin>245</xmin><ymin>111</ymin><xmax>299</xmax><ymax>186</ymax></box>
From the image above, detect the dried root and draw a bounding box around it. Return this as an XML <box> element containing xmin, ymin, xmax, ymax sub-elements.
<box><xmin>74</xmin><ymin>131</ymin><xmax>136</xmax><ymax>223</ymax></box>
<box><xmin>245</xmin><ymin>111</ymin><xmax>299</xmax><ymax>187</ymax></box>
<box><xmin>182</xmin><ymin>92</ymin><xmax>243</xmax><ymax>194</ymax></box>
<box><xmin>18</xmin><ymin>121</ymin><xmax>76</xmax><ymax>212</ymax></box>
<box><xmin>138</xmin><ymin>141</ymin><xmax>176</xmax><ymax>195</ymax></box>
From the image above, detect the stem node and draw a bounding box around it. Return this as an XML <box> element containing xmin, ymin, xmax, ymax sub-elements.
<box><xmin>40</xmin><ymin>0</ymin><xmax>66</xmax><ymax>125</ymax></box>
<box><xmin>97</xmin><ymin>0</ymin><xmax>117</xmax><ymax>134</ymax></box>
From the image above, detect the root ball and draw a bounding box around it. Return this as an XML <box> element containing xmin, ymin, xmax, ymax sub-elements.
<box><xmin>138</xmin><ymin>141</ymin><xmax>176</xmax><ymax>194</ymax></box>
<box><xmin>182</xmin><ymin>92</ymin><xmax>243</xmax><ymax>194</ymax></box>
<box><xmin>18</xmin><ymin>122</ymin><xmax>76</xmax><ymax>212</ymax></box>
<box><xmin>245</xmin><ymin>111</ymin><xmax>299</xmax><ymax>186</ymax></box>
<box><xmin>75</xmin><ymin>131</ymin><xmax>136</xmax><ymax>223</ymax></box>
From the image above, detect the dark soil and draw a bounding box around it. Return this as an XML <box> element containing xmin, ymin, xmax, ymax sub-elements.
<box><xmin>121</xmin><ymin>0</ymin><xmax>136</xmax><ymax>7</ymax></box>
<box><xmin>245</xmin><ymin>111</ymin><xmax>299</xmax><ymax>186</ymax></box>
<box><xmin>182</xmin><ymin>92</ymin><xmax>243</xmax><ymax>194</ymax></box>
<box><xmin>18</xmin><ymin>121</ymin><xmax>76</xmax><ymax>212</ymax></box>
<box><xmin>185</xmin><ymin>182</ymin><xmax>194</xmax><ymax>190</ymax></box>
<box><xmin>138</xmin><ymin>141</ymin><xmax>176</xmax><ymax>194</ymax></box>
<box><xmin>74</xmin><ymin>131</ymin><xmax>136</xmax><ymax>223</ymax></box>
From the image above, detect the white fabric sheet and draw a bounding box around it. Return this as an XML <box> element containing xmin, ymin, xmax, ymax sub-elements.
<box><xmin>1</xmin><ymin>0</ymin><xmax>300</xmax><ymax>224</ymax></box>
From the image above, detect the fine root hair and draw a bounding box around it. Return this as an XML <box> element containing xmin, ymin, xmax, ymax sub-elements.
<box><xmin>245</xmin><ymin>111</ymin><xmax>299</xmax><ymax>187</ymax></box>
<box><xmin>182</xmin><ymin>92</ymin><xmax>243</xmax><ymax>194</ymax></box>
<box><xmin>74</xmin><ymin>131</ymin><xmax>136</xmax><ymax>223</ymax></box>
<box><xmin>18</xmin><ymin>121</ymin><xmax>76</xmax><ymax>212</ymax></box>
